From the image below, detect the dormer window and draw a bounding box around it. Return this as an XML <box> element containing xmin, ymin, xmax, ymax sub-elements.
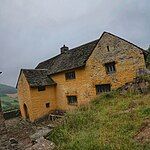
<box><xmin>65</xmin><ymin>71</ymin><xmax>76</xmax><ymax>80</ymax></box>
<box><xmin>105</xmin><ymin>62</ymin><xmax>116</xmax><ymax>74</ymax></box>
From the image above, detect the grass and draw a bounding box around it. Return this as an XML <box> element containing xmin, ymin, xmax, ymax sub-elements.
<box><xmin>48</xmin><ymin>91</ymin><xmax>150</xmax><ymax>150</ymax></box>
<box><xmin>0</xmin><ymin>94</ymin><xmax>19</xmax><ymax>112</ymax></box>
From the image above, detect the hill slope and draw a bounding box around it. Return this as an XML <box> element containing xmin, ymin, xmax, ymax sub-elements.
<box><xmin>0</xmin><ymin>84</ymin><xmax>17</xmax><ymax>95</ymax></box>
<box><xmin>48</xmin><ymin>92</ymin><xmax>150</xmax><ymax>150</ymax></box>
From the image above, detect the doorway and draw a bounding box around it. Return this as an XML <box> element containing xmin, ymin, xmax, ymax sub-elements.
<box><xmin>23</xmin><ymin>103</ymin><xmax>29</xmax><ymax>119</ymax></box>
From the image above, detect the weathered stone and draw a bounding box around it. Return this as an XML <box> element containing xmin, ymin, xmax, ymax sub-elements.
<box><xmin>119</xmin><ymin>77</ymin><xmax>150</xmax><ymax>94</ymax></box>
<box><xmin>30</xmin><ymin>127</ymin><xmax>52</xmax><ymax>141</ymax></box>
<box><xmin>9</xmin><ymin>138</ymin><xmax>18</xmax><ymax>144</ymax></box>
<box><xmin>25</xmin><ymin>137</ymin><xmax>55</xmax><ymax>150</ymax></box>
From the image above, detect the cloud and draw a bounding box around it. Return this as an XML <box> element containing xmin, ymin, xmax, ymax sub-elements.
<box><xmin>0</xmin><ymin>0</ymin><xmax>150</xmax><ymax>86</ymax></box>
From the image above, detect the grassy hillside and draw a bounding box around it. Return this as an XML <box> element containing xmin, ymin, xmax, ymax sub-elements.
<box><xmin>48</xmin><ymin>91</ymin><xmax>150</xmax><ymax>150</ymax></box>
<box><xmin>0</xmin><ymin>83</ymin><xmax>17</xmax><ymax>96</ymax></box>
<box><xmin>0</xmin><ymin>84</ymin><xmax>18</xmax><ymax>111</ymax></box>
<box><xmin>1</xmin><ymin>95</ymin><xmax>19</xmax><ymax>112</ymax></box>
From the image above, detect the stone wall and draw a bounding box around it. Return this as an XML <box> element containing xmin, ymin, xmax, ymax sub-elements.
<box><xmin>85</xmin><ymin>32</ymin><xmax>146</xmax><ymax>99</ymax></box>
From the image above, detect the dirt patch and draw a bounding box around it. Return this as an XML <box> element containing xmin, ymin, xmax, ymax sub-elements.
<box><xmin>3</xmin><ymin>116</ymin><xmax>62</xmax><ymax>149</ymax></box>
<box><xmin>4</xmin><ymin>117</ymin><xmax>36</xmax><ymax>149</ymax></box>
<box><xmin>134</xmin><ymin>120</ymin><xmax>150</xmax><ymax>143</ymax></box>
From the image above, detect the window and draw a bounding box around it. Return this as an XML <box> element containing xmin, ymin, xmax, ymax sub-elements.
<box><xmin>46</xmin><ymin>102</ymin><xmax>50</xmax><ymax>108</ymax></box>
<box><xmin>107</xmin><ymin>46</ymin><xmax>110</xmax><ymax>52</ymax></box>
<box><xmin>38</xmin><ymin>86</ymin><xmax>45</xmax><ymax>91</ymax></box>
<box><xmin>67</xmin><ymin>96</ymin><xmax>77</xmax><ymax>105</ymax></box>
<box><xmin>65</xmin><ymin>71</ymin><xmax>76</xmax><ymax>80</ymax></box>
<box><xmin>96</xmin><ymin>84</ymin><xmax>111</xmax><ymax>94</ymax></box>
<box><xmin>105</xmin><ymin>62</ymin><xmax>116</xmax><ymax>74</ymax></box>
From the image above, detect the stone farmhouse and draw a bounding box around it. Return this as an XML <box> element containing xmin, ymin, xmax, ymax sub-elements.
<box><xmin>17</xmin><ymin>32</ymin><xmax>149</xmax><ymax>122</ymax></box>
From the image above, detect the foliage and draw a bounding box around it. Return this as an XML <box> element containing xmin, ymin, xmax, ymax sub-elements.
<box><xmin>48</xmin><ymin>92</ymin><xmax>150</xmax><ymax>150</ymax></box>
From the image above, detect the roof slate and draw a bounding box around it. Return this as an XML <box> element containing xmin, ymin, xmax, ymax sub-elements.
<box><xmin>36</xmin><ymin>39</ymin><xmax>99</xmax><ymax>74</ymax></box>
<box><xmin>22</xmin><ymin>69</ymin><xmax>56</xmax><ymax>87</ymax></box>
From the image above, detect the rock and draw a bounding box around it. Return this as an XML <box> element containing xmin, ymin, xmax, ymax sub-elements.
<box><xmin>25</xmin><ymin>137</ymin><xmax>55</xmax><ymax>150</ymax></box>
<box><xmin>30</xmin><ymin>127</ymin><xmax>52</xmax><ymax>142</ymax></box>
<box><xmin>47</xmin><ymin>124</ymin><xmax>55</xmax><ymax>129</ymax></box>
<box><xmin>9</xmin><ymin>138</ymin><xmax>18</xmax><ymax>144</ymax></box>
<box><xmin>118</xmin><ymin>77</ymin><xmax>150</xmax><ymax>94</ymax></box>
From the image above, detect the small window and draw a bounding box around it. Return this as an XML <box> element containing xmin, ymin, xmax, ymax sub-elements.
<box><xmin>105</xmin><ymin>62</ymin><xmax>116</xmax><ymax>74</ymax></box>
<box><xmin>67</xmin><ymin>96</ymin><xmax>77</xmax><ymax>105</ymax></box>
<box><xmin>46</xmin><ymin>102</ymin><xmax>50</xmax><ymax>108</ymax></box>
<box><xmin>38</xmin><ymin>86</ymin><xmax>45</xmax><ymax>91</ymax></box>
<box><xmin>65</xmin><ymin>71</ymin><xmax>76</xmax><ymax>80</ymax></box>
<box><xmin>107</xmin><ymin>46</ymin><xmax>110</xmax><ymax>52</ymax></box>
<box><xmin>96</xmin><ymin>84</ymin><xmax>111</xmax><ymax>94</ymax></box>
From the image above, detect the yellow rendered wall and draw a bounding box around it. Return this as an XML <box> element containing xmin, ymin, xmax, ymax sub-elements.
<box><xmin>30</xmin><ymin>85</ymin><xmax>57</xmax><ymax>121</ymax></box>
<box><xmin>51</xmin><ymin>67</ymin><xmax>89</xmax><ymax>110</ymax></box>
<box><xmin>18</xmin><ymin>72</ymin><xmax>57</xmax><ymax>122</ymax></box>
<box><xmin>17</xmin><ymin>73</ymin><xmax>33</xmax><ymax>120</ymax></box>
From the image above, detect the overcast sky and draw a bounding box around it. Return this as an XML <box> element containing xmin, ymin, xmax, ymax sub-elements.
<box><xmin>0</xmin><ymin>0</ymin><xmax>150</xmax><ymax>87</ymax></box>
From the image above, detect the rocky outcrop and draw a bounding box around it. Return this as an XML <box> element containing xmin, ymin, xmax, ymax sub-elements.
<box><xmin>26</xmin><ymin>137</ymin><xmax>55</xmax><ymax>150</ymax></box>
<box><xmin>119</xmin><ymin>69</ymin><xmax>150</xmax><ymax>94</ymax></box>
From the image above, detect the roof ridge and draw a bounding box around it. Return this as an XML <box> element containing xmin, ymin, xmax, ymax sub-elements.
<box><xmin>35</xmin><ymin>38</ymin><xmax>100</xmax><ymax>68</ymax></box>
<box><xmin>22</xmin><ymin>69</ymin><xmax>48</xmax><ymax>71</ymax></box>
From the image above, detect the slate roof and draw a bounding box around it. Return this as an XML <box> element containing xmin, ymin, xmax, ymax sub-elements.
<box><xmin>36</xmin><ymin>39</ymin><xmax>99</xmax><ymax>74</ymax></box>
<box><xmin>22</xmin><ymin>69</ymin><xmax>56</xmax><ymax>87</ymax></box>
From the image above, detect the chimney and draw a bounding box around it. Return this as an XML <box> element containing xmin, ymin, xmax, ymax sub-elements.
<box><xmin>61</xmin><ymin>45</ymin><xmax>69</xmax><ymax>54</ymax></box>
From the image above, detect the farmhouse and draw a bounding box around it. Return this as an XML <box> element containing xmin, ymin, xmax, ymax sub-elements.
<box><xmin>17</xmin><ymin>32</ymin><xmax>148</xmax><ymax>122</ymax></box>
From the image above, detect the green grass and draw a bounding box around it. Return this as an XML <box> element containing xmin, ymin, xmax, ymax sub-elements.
<box><xmin>48</xmin><ymin>91</ymin><xmax>150</xmax><ymax>150</ymax></box>
<box><xmin>0</xmin><ymin>95</ymin><xmax>19</xmax><ymax>112</ymax></box>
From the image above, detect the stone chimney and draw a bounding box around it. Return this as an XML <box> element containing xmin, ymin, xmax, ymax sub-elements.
<box><xmin>61</xmin><ymin>45</ymin><xmax>69</xmax><ymax>54</ymax></box>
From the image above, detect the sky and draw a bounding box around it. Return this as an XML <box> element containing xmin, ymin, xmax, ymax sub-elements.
<box><xmin>0</xmin><ymin>0</ymin><xmax>150</xmax><ymax>87</ymax></box>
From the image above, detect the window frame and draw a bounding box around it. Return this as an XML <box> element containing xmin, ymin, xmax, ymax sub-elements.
<box><xmin>67</xmin><ymin>96</ymin><xmax>78</xmax><ymax>105</ymax></box>
<box><xmin>65</xmin><ymin>71</ymin><xmax>76</xmax><ymax>80</ymax></box>
<box><xmin>95</xmin><ymin>84</ymin><xmax>111</xmax><ymax>94</ymax></box>
<box><xmin>46</xmin><ymin>102</ymin><xmax>50</xmax><ymax>108</ymax></box>
<box><xmin>105</xmin><ymin>62</ymin><xmax>116</xmax><ymax>74</ymax></box>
